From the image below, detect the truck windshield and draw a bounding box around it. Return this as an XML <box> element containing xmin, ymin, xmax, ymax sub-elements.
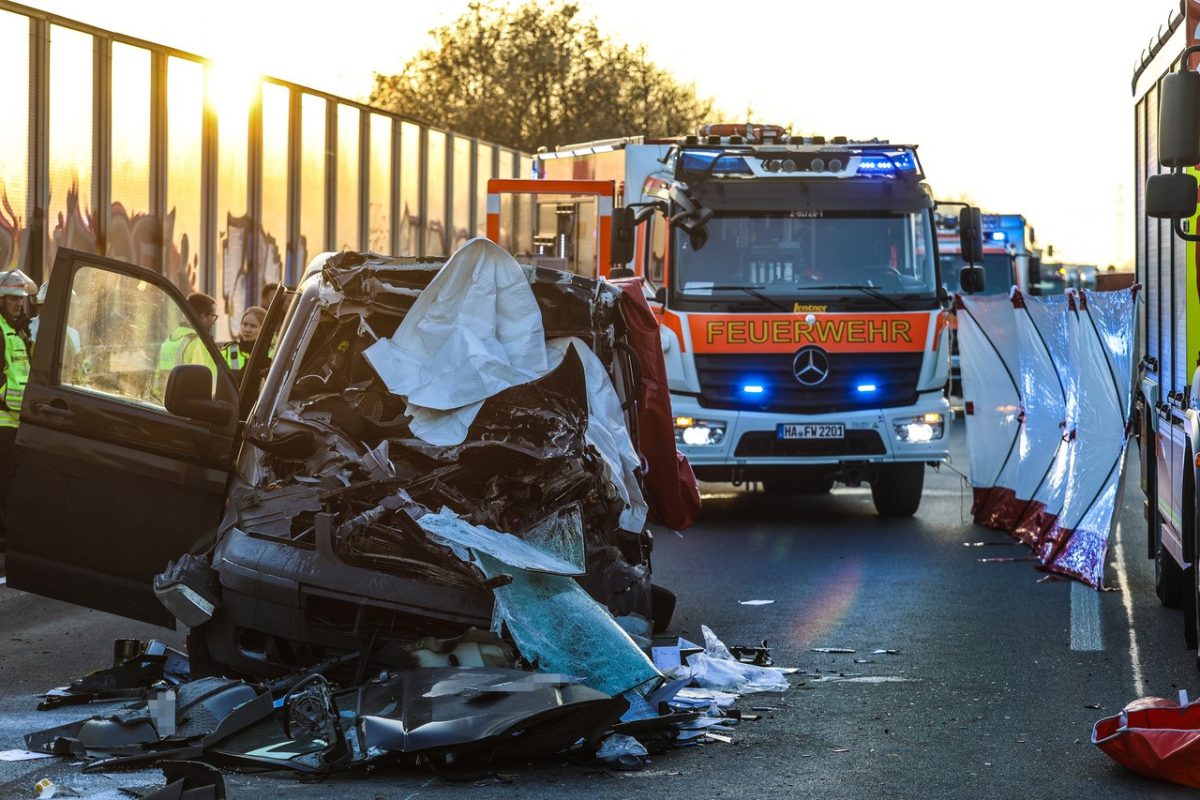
<box><xmin>939</xmin><ymin>252</ymin><xmax>1013</xmax><ymax>295</ymax></box>
<box><xmin>674</xmin><ymin>210</ymin><xmax>936</xmax><ymax>301</ymax></box>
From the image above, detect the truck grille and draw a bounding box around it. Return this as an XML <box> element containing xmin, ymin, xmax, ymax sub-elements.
<box><xmin>694</xmin><ymin>352</ymin><xmax>925</xmax><ymax>414</ymax></box>
<box><xmin>734</xmin><ymin>430</ymin><xmax>887</xmax><ymax>458</ymax></box>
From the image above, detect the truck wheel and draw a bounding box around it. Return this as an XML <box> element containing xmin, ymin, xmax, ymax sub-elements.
<box><xmin>1155</xmin><ymin>529</ymin><xmax>1184</xmax><ymax>608</ymax></box>
<box><xmin>870</xmin><ymin>463</ymin><xmax>925</xmax><ymax>517</ymax></box>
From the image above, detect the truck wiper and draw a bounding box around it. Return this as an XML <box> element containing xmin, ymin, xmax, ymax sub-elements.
<box><xmin>815</xmin><ymin>284</ymin><xmax>907</xmax><ymax>311</ymax></box>
<box><xmin>694</xmin><ymin>285</ymin><xmax>792</xmax><ymax>313</ymax></box>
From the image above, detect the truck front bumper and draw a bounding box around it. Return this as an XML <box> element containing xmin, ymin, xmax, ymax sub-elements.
<box><xmin>671</xmin><ymin>392</ymin><xmax>950</xmax><ymax>480</ymax></box>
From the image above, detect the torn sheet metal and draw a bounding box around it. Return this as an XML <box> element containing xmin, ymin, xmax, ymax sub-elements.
<box><xmin>39</xmin><ymin>640</ymin><xmax>190</xmax><ymax>710</ymax></box>
<box><xmin>210</xmin><ymin>667</ymin><xmax>624</xmax><ymax>773</ymax></box>
<box><xmin>27</xmin><ymin>677</ymin><xmax>274</xmax><ymax>769</ymax></box>
<box><xmin>363</xmin><ymin>238</ymin><xmax>549</xmax><ymax>445</ymax></box>
<box><xmin>358</xmin><ymin>668</ymin><xmax>623</xmax><ymax>763</ymax></box>
<box><xmin>956</xmin><ymin>292</ymin><xmax>1022</xmax><ymax>528</ymax></box>
<box><xmin>1044</xmin><ymin>287</ymin><xmax>1137</xmax><ymax>587</ymax></box>
<box><xmin>475</xmin><ymin>551</ymin><xmax>662</xmax><ymax>698</ymax></box>
<box><xmin>128</xmin><ymin>761</ymin><xmax>226</xmax><ymax>800</ymax></box>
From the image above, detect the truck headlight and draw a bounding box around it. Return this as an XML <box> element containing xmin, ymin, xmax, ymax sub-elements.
<box><xmin>894</xmin><ymin>412</ymin><xmax>945</xmax><ymax>443</ymax></box>
<box><xmin>675</xmin><ymin>416</ymin><xmax>726</xmax><ymax>446</ymax></box>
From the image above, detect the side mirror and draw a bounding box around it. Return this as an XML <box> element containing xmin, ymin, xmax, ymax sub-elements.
<box><xmin>1160</xmin><ymin>70</ymin><xmax>1200</xmax><ymax>167</ymax></box>
<box><xmin>1146</xmin><ymin>172</ymin><xmax>1199</xmax><ymax>219</ymax></box>
<box><xmin>960</xmin><ymin>265</ymin><xmax>986</xmax><ymax>294</ymax></box>
<box><xmin>165</xmin><ymin>364</ymin><xmax>234</xmax><ymax>424</ymax></box>
<box><xmin>654</xmin><ymin>287</ymin><xmax>667</xmax><ymax>305</ymax></box>
<box><xmin>610</xmin><ymin>207</ymin><xmax>636</xmax><ymax>265</ymax></box>
<box><xmin>958</xmin><ymin>207</ymin><xmax>984</xmax><ymax>265</ymax></box>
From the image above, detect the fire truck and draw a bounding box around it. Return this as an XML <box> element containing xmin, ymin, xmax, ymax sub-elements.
<box><xmin>488</xmin><ymin>124</ymin><xmax>981</xmax><ymax>516</ymax></box>
<box><xmin>1135</xmin><ymin>0</ymin><xmax>1200</xmax><ymax>661</ymax></box>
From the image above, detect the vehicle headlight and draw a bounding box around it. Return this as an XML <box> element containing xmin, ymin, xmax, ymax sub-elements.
<box><xmin>674</xmin><ymin>416</ymin><xmax>726</xmax><ymax>446</ymax></box>
<box><xmin>894</xmin><ymin>412</ymin><xmax>945</xmax><ymax>443</ymax></box>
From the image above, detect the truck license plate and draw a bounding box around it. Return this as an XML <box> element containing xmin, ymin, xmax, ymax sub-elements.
<box><xmin>778</xmin><ymin>423</ymin><xmax>845</xmax><ymax>440</ymax></box>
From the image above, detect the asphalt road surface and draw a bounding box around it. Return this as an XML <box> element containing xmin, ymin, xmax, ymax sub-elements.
<box><xmin>0</xmin><ymin>420</ymin><xmax>1196</xmax><ymax>799</ymax></box>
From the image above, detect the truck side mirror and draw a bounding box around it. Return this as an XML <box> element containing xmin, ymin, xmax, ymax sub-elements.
<box><xmin>958</xmin><ymin>207</ymin><xmax>984</xmax><ymax>265</ymax></box>
<box><xmin>1146</xmin><ymin>172</ymin><xmax>1199</xmax><ymax>219</ymax></box>
<box><xmin>960</xmin><ymin>265</ymin><xmax>986</xmax><ymax>294</ymax></box>
<box><xmin>165</xmin><ymin>364</ymin><xmax>234</xmax><ymax>424</ymax></box>
<box><xmin>610</xmin><ymin>207</ymin><xmax>636</xmax><ymax>265</ymax></box>
<box><xmin>1160</xmin><ymin>70</ymin><xmax>1200</xmax><ymax>167</ymax></box>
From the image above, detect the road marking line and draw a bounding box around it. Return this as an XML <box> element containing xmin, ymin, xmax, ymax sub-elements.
<box><xmin>1111</xmin><ymin>522</ymin><xmax>1145</xmax><ymax>692</ymax></box>
<box><xmin>1070</xmin><ymin>580</ymin><xmax>1103</xmax><ymax>651</ymax></box>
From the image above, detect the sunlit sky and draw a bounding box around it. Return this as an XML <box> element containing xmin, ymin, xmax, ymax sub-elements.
<box><xmin>30</xmin><ymin>0</ymin><xmax>1185</xmax><ymax>269</ymax></box>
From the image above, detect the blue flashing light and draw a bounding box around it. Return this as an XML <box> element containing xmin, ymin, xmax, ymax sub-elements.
<box><xmin>990</xmin><ymin>231</ymin><xmax>1006</xmax><ymax>241</ymax></box>
<box><xmin>742</xmin><ymin>384</ymin><xmax>765</xmax><ymax>394</ymax></box>
<box><xmin>856</xmin><ymin>383</ymin><xmax>878</xmax><ymax>393</ymax></box>
<box><xmin>680</xmin><ymin>151</ymin><xmax>753</xmax><ymax>174</ymax></box>
<box><xmin>855</xmin><ymin>151</ymin><xmax>917</xmax><ymax>174</ymax></box>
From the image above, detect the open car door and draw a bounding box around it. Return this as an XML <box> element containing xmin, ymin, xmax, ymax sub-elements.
<box><xmin>7</xmin><ymin>249</ymin><xmax>240</xmax><ymax>626</ymax></box>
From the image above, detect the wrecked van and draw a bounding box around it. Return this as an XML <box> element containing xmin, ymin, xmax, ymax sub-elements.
<box><xmin>8</xmin><ymin>240</ymin><xmax>689</xmax><ymax>678</ymax></box>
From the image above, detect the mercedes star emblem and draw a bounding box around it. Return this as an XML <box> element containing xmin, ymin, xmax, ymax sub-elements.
<box><xmin>792</xmin><ymin>346</ymin><xmax>830</xmax><ymax>386</ymax></box>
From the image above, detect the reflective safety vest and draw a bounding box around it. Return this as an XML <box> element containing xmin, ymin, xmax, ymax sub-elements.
<box><xmin>220</xmin><ymin>341</ymin><xmax>246</xmax><ymax>371</ymax></box>
<box><xmin>155</xmin><ymin>326</ymin><xmax>212</xmax><ymax>398</ymax></box>
<box><xmin>0</xmin><ymin>314</ymin><xmax>31</xmax><ymax>428</ymax></box>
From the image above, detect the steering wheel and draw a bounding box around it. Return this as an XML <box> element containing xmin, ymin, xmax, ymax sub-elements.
<box><xmin>844</xmin><ymin>264</ymin><xmax>904</xmax><ymax>290</ymax></box>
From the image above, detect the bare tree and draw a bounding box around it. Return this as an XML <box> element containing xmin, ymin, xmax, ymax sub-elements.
<box><xmin>370</xmin><ymin>2</ymin><xmax>714</xmax><ymax>152</ymax></box>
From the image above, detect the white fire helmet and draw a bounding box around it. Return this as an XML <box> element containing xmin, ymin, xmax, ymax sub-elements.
<box><xmin>0</xmin><ymin>270</ymin><xmax>37</xmax><ymax>298</ymax></box>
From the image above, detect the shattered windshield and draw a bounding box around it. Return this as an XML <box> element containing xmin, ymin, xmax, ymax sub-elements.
<box><xmin>673</xmin><ymin>210</ymin><xmax>937</xmax><ymax>299</ymax></box>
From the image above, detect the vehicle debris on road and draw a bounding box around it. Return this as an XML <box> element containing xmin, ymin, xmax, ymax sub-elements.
<box><xmin>11</xmin><ymin>240</ymin><xmax>792</xmax><ymax>786</ymax></box>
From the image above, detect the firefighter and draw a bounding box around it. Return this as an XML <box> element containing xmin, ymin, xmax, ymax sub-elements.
<box><xmin>154</xmin><ymin>292</ymin><xmax>217</xmax><ymax>400</ymax></box>
<box><xmin>219</xmin><ymin>305</ymin><xmax>265</xmax><ymax>384</ymax></box>
<box><xmin>0</xmin><ymin>269</ymin><xmax>37</xmax><ymax>550</ymax></box>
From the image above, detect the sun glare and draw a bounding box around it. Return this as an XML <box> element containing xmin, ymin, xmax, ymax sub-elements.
<box><xmin>205</xmin><ymin>61</ymin><xmax>262</xmax><ymax>119</ymax></box>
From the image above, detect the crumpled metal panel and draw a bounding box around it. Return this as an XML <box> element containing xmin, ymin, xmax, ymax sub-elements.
<box><xmin>1010</xmin><ymin>293</ymin><xmax>1070</xmax><ymax>547</ymax></box>
<box><xmin>1045</xmin><ymin>288</ymin><xmax>1137</xmax><ymax>587</ymax></box>
<box><xmin>957</xmin><ymin>293</ymin><xmax>1022</xmax><ymax>526</ymax></box>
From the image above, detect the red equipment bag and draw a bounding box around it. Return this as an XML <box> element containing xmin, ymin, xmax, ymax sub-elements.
<box><xmin>1093</xmin><ymin>692</ymin><xmax>1200</xmax><ymax>788</ymax></box>
<box><xmin>613</xmin><ymin>279</ymin><xmax>701</xmax><ymax>531</ymax></box>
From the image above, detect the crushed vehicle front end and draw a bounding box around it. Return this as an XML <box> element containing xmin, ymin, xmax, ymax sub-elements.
<box><xmin>160</xmin><ymin>249</ymin><xmax>667</xmax><ymax>678</ymax></box>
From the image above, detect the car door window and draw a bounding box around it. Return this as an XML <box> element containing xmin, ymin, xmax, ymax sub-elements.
<box><xmin>60</xmin><ymin>265</ymin><xmax>215</xmax><ymax>409</ymax></box>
